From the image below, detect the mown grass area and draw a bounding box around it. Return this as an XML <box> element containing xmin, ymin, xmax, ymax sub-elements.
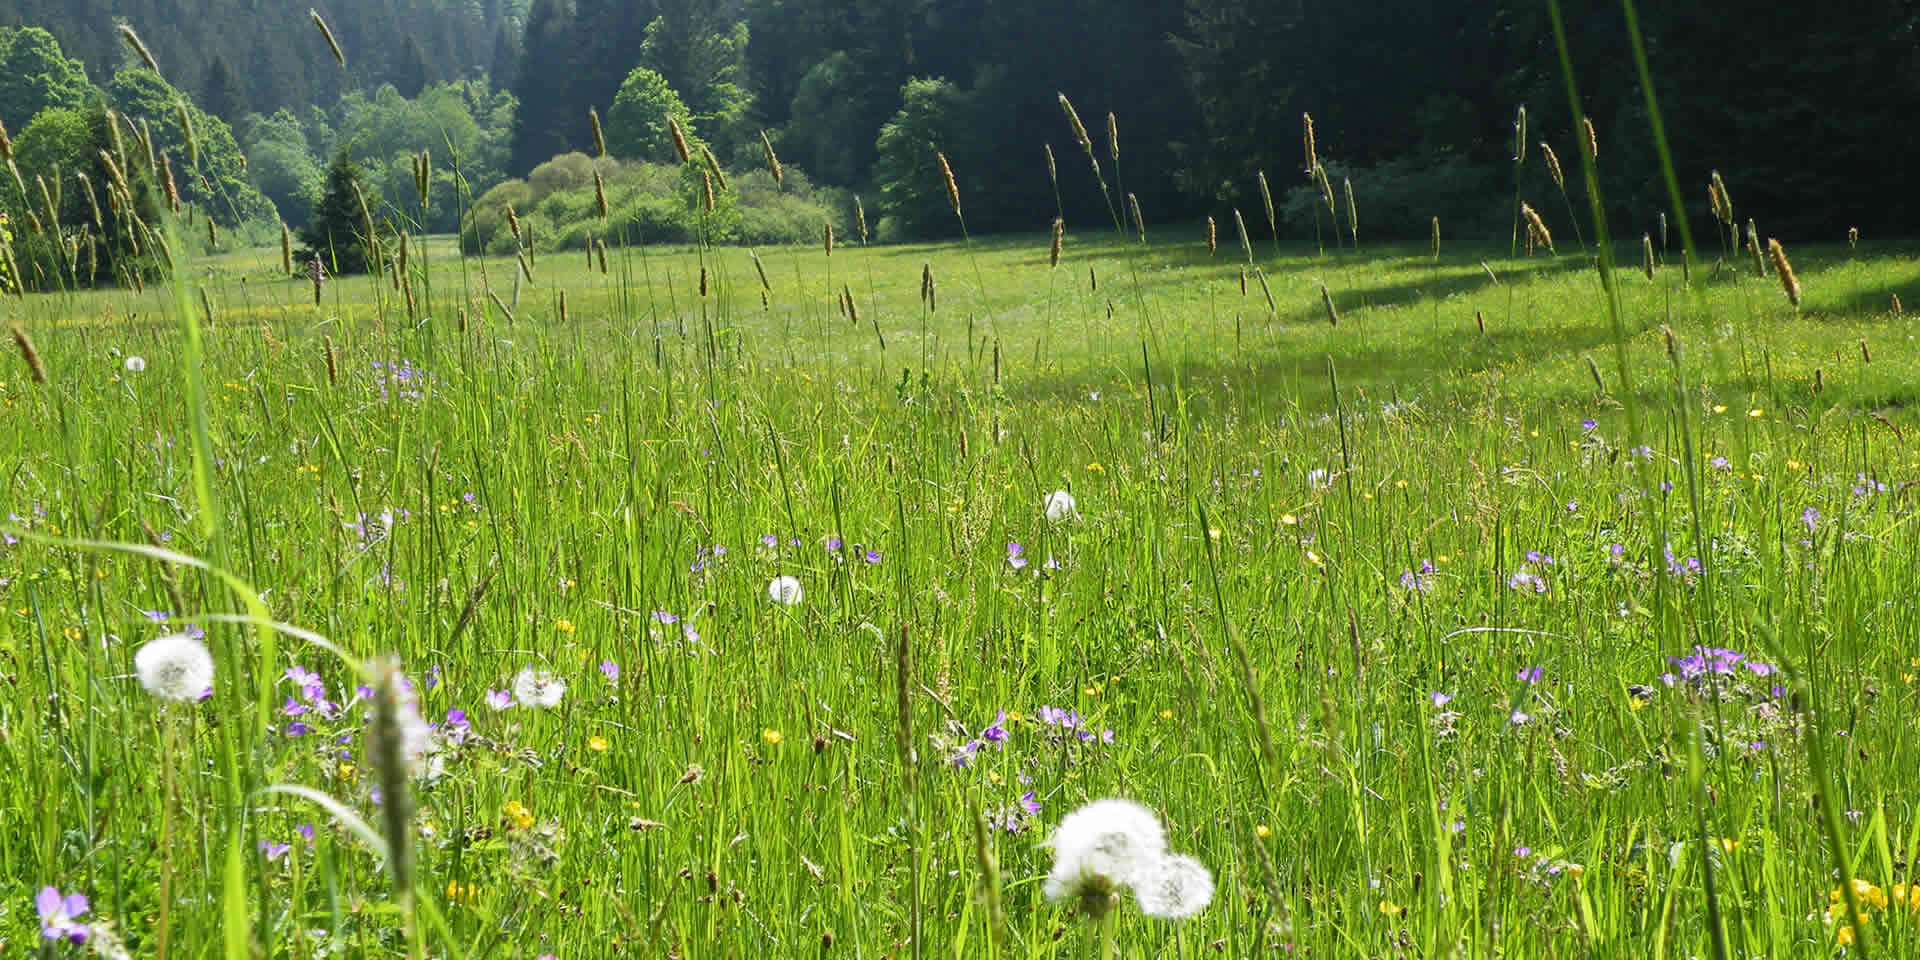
<box><xmin>3</xmin><ymin>227</ymin><xmax>1919</xmax><ymax>957</ymax></box>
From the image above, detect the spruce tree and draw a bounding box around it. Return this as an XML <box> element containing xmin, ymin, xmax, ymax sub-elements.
<box><xmin>299</xmin><ymin>148</ymin><xmax>380</xmax><ymax>275</ymax></box>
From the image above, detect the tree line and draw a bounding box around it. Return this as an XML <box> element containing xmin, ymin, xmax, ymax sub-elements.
<box><xmin>0</xmin><ymin>0</ymin><xmax>1913</xmax><ymax>288</ymax></box>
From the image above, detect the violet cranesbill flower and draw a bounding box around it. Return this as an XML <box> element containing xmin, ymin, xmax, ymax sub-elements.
<box><xmin>1515</xmin><ymin>666</ymin><xmax>1543</xmax><ymax>684</ymax></box>
<box><xmin>863</xmin><ymin>548</ymin><xmax>883</xmax><ymax>564</ymax></box>
<box><xmin>601</xmin><ymin>660</ymin><xmax>620</xmax><ymax>683</ymax></box>
<box><xmin>1020</xmin><ymin>791</ymin><xmax>1042</xmax><ymax>815</ymax></box>
<box><xmin>486</xmin><ymin>689</ymin><xmax>514</xmax><ymax>711</ymax></box>
<box><xmin>285</xmin><ymin>721</ymin><xmax>312</xmax><ymax>738</ymax></box>
<box><xmin>260</xmin><ymin>840</ymin><xmax>292</xmax><ymax>862</ymax></box>
<box><xmin>981</xmin><ymin>710</ymin><xmax>1010</xmax><ymax>743</ymax></box>
<box><xmin>1007</xmin><ymin>542</ymin><xmax>1029</xmax><ymax>570</ymax></box>
<box><xmin>36</xmin><ymin>885</ymin><xmax>89</xmax><ymax>943</ymax></box>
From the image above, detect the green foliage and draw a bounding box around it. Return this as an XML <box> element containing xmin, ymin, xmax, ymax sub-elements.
<box><xmin>461</xmin><ymin>151</ymin><xmax>843</xmax><ymax>253</ymax></box>
<box><xmin>12</xmin><ymin>107</ymin><xmax>94</xmax><ymax>220</ymax></box>
<box><xmin>299</xmin><ymin>148</ymin><xmax>381</xmax><ymax>274</ymax></box>
<box><xmin>782</xmin><ymin>52</ymin><xmax>865</xmax><ymax>187</ymax></box>
<box><xmin>605</xmin><ymin>67</ymin><xmax>696</xmax><ymax>164</ymax></box>
<box><xmin>873</xmin><ymin>77</ymin><xmax>973</xmax><ymax>241</ymax></box>
<box><xmin>1280</xmin><ymin>156</ymin><xmax>1503</xmax><ymax>245</ymax></box>
<box><xmin>106</xmin><ymin>69</ymin><xmax>273</xmax><ymax>226</ymax></box>
<box><xmin>244</xmin><ymin>111</ymin><xmax>325</xmax><ymax>230</ymax></box>
<box><xmin>639</xmin><ymin>7</ymin><xmax>752</xmax><ymax>153</ymax></box>
<box><xmin>0</xmin><ymin>27</ymin><xmax>90</xmax><ymax>130</ymax></box>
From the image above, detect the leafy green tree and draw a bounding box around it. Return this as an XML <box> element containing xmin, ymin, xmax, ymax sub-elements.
<box><xmin>0</xmin><ymin>27</ymin><xmax>91</xmax><ymax>130</ymax></box>
<box><xmin>107</xmin><ymin>69</ymin><xmax>272</xmax><ymax>225</ymax></box>
<box><xmin>605</xmin><ymin>68</ymin><xmax>698</xmax><ymax>163</ymax></box>
<box><xmin>246</xmin><ymin>113</ymin><xmax>325</xmax><ymax>229</ymax></box>
<box><xmin>12</xmin><ymin>107</ymin><xmax>95</xmax><ymax>222</ymax></box>
<box><xmin>783</xmin><ymin>52</ymin><xmax>866</xmax><ymax>186</ymax></box>
<box><xmin>299</xmin><ymin>148</ymin><xmax>380</xmax><ymax>274</ymax></box>
<box><xmin>639</xmin><ymin>3</ymin><xmax>753</xmax><ymax>141</ymax></box>
<box><xmin>873</xmin><ymin>76</ymin><xmax>975</xmax><ymax>240</ymax></box>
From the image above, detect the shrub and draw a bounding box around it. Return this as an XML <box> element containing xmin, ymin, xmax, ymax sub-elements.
<box><xmin>1282</xmin><ymin>154</ymin><xmax>1501</xmax><ymax>246</ymax></box>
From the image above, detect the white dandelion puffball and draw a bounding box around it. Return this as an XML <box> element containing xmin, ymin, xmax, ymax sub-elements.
<box><xmin>1044</xmin><ymin>798</ymin><xmax>1167</xmax><ymax>906</ymax></box>
<box><xmin>1044</xmin><ymin>489</ymin><xmax>1078</xmax><ymax>523</ymax></box>
<box><xmin>134</xmin><ymin>632</ymin><xmax>214</xmax><ymax>701</ymax></box>
<box><xmin>1133</xmin><ymin>853</ymin><xmax>1216</xmax><ymax>918</ymax></box>
<box><xmin>768</xmin><ymin>574</ymin><xmax>804</xmax><ymax>606</ymax></box>
<box><xmin>124</xmin><ymin>355</ymin><xmax>147</xmax><ymax>373</ymax></box>
<box><xmin>512</xmin><ymin>667</ymin><xmax>567</xmax><ymax>708</ymax></box>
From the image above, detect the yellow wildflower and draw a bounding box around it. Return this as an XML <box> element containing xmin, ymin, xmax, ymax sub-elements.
<box><xmin>1255</xmin><ymin>824</ymin><xmax>1271</xmax><ymax>839</ymax></box>
<box><xmin>588</xmin><ymin>735</ymin><xmax>609</xmax><ymax>752</ymax></box>
<box><xmin>504</xmin><ymin>801</ymin><xmax>534</xmax><ymax>830</ymax></box>
<box><xmin>554</xmin><ymin>618</ymin><xmax>577</xmax><ymax>635</ymax></box>
<box><xmin>762</xmin><ymin>728</ymin><xmax>782</xmax><ymax>745</ymax></box>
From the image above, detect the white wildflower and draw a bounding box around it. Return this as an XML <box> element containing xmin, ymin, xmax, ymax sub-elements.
<box><xmin>768</xmin><ymin>575</ymin><xmax>803</xmax><ymax>606</ymax></box>
<box><xmin>512</xmin><ymin>667</ymin><xmax>566</xmax><ymax>708</ymax></box>
<box><xmin>1044</xmin><ymin>489</ymin><xmax>1078</xmax><ymax>523</ymax></box>
<box><xmin>133</xmin><ymin>632</ymin><xmax>214</xmax><ymax>701</ymax></box>
<box><xmin>123</xmin><ymin>355</ymin><xmax>146</xmax><ymax>373</ymax></box>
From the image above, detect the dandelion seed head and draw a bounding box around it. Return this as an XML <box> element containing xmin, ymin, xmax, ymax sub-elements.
<box><xmin>124</xmin><ymin>355</ymin><xmax>146</xmax><ymax>373</ymax></box>
<box><xmin>134</xmin><ymin>632</ymin><xmax>215</xmax><ymax>701</ymax></box>
<box><xmin>1133</xmin><ymin>853</ymin><xmax>1215</xmax><ymax>918</ymax></box>
<box><xmin>768</xmin><ymin>575</ymin><xmax>804</xmax><ymax>606</ymax></box>
<box><xmin>1044</xmin><ymin>489</ymin><xmax>1078</xmax><ymax>523</ymax></box>
<box><xmin>512</xmin><ymin>667</ymin><xmax>566</xmax><ymax>709</ymax></box>
<box><xmin>1043</xmin><ymin>798</ymin><xmax>1166</xmax><ymax>908</ymax></box>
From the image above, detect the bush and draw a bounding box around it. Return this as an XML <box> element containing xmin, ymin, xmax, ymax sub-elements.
<box><xmin>462</xmin><ymin>153</ymin><xmax>844</xmax><ymax>253</ymax></box>
<box><xmin>1281</xmin><ymin>154</ymin><xmax>1502</xmax><ymax>246</ymax></box>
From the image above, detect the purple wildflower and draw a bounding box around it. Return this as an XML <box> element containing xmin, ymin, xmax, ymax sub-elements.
<box><xmin>981</xmin><ymin>710</ymin><xmax>1009</xmax><ymax>743</ymax></box>
<box><xmin>1430</xmin><ymin>692</ymin><xmax>1453</xmax><ymax>707</ymax></box>
<box><xmin>486</xmin><ymin>689</ymin><xmax>514</xmax><ymax>711</ymax></box>
<box><xmin>260</xmin><ymin>840</ymin><xmax>292</xmax><ymax>862</ymax></box>
<box><xmin>652</xmin><ymin>611</ymin><xmax>678</xmax><ymax>625</ymax></box>
<box><xmin>601</xmin><ymin>660</ymin><xmax>620</xmax><ymax>683</ymax></box>
<box><xmin>1019</xmin><ymin>791</ymin><xmax>1041</xmax><ymax>815</ymax></box>
<box><xmin>863</xmin><ymin>548</ymin><xmax>882</xmax><ymax>564</ymax></box>
<box><xmin>1515</xmin><ymin>666</ymin><xmax>1543</xmax><ymax>684</ymax></box>
<box><xmin>1801</xmin><ymin>506</ymin><xmax>1819</xmax><ymax>532</ymax></box>
<box><xmin>36</xmin><ymin>886</ymin><xmax>89</xmax><ymax>944</ymax></box>
<box><xmin>1007</xmin><ymin>542</ymin><xmax>1028</xmax><ymax>570</ymax></box>
<box><xmin>298</xmin><ymin>823</ymin><xmax>316</xmax><ymax>843</ymax></box>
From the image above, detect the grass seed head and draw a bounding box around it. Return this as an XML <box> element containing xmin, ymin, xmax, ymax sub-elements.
<box><xmin>1768</xmin><ymin>238</ymin><xmax>1801</xmax><ymax>306</ymax></box>
<box><xmin>1257</xmin><ymin>170</ymin><xmax>1275</xmax><ymax>233</ymax></box>
<box><xmin>1302</xmin><ymin>112</ymin><xmax>1317</xmax><ymax>174</ymax></box>
<box><xmin>701</xmin><ymin>144</ymin><xmax>727</xmax><ymax>191</ymax></box>
<box><xmin>311</xmin><ymin>9</ymin><xmax>346</xmax><ymax>68</ymax></box>
<box><xmin>760</xmin><ymin>130</ymin><xmax>782</xmax><ymax>184</ymax></box>
<box><xmin>1541</xmin><ymin>142</ymin><xmax>1564</xmax><ymax>190</ymax></box>
<box><xmin>1514</xmin><ymin>106</ymin><xmax>1527</xmax><ymax>164</ymax></box>
<box><xmin>1582</xmin><ymin>115</ymin><xmax>1598</xmax><ymax>161</ymax></box>
<box><xmin>11</xmin><ymin>325</ymin><xmax>46</xmax><ymax>383</ymax></box>
<box><xmin>589</xmin><ymin>107</ymin><xmax>606</xmax><ymax>158</ymax></box>
<box><xmin>938</xmin><ymin>151</ymin><xmax>961</xmax><ymax>217</ymax></box>
<box><xmin>1060</xmin><ymin>94</ymin><xmax>1092</xmax><ymax>155</ymax></box>
<box><xmin>1051</xmin><ymin>217</ymin><xmax>1064</xmax><ymax>267</ymax></box>
<box><xmin>1206</xmin><ymin>216</ymin><xmax>1216</xmax><ymax>256</ymax></box>
<box><xmin>668</xmin><ymin>115</ymin><xmax>691</xmax><ymax>164</ymax></box>
<box><xmin>855</xmin><ymin>196</ymin><xmax>868</xmax><ymax>244</ymax></box>
<box><xmin>1128</xmin><ymin>193</ymin><xmax>1145</xmax><ymax>242</ymax></box>
<box><xmin>119</xmin><ymin>24</ymin><xmax>162</xmax><ymax>76</ymax></box>
<box><xmin>1107</xmin><ymin>111</ymin><xmax>1119</xmax><ymax>164</ymax></box>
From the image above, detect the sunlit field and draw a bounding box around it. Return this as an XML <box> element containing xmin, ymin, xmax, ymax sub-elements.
<box><xmin>5</xmin><ymin>222</ymin><xmax>1920</xmax><ymax>958</ymax></box>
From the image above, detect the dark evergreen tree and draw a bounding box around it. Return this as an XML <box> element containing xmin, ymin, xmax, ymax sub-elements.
<box><xmin>299</xmin><ymin>147</ymin><xmax>379</xmax><ymax>274</ymax></box>
<box><xmin>199</xmin><ymin>53</ymin><xmax>246</xmax><ymax>122</ymax></box>
<box><xmin>395</xmin><ymin>36</ymin><xmax>433</xmax><ymax>98</ymax></box>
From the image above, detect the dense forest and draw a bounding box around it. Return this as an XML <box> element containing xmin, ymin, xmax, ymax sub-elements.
<box><xmin>0</xmin><ymin>0</ymin><xmax>1914</xmax><ymax>288</ymax></box>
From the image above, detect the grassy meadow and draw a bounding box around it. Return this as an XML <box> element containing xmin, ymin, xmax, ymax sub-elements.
<box><xmin>4</xmin><ymin>217</ymin><xmax>1920</xmax><ymax>959</ymax></box>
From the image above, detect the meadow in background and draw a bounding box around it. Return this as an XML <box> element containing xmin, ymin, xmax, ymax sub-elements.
<box><xmin>4</xmin><ymin>9</ymin><xmax>1920</xmax><ymax>960</ymax></box>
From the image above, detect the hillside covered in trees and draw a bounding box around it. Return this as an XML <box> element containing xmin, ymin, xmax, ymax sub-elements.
<box><xmin>0</xmin><ymin>0</ymin><xmax>1915</xmax><ymax>288</ymax></box>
